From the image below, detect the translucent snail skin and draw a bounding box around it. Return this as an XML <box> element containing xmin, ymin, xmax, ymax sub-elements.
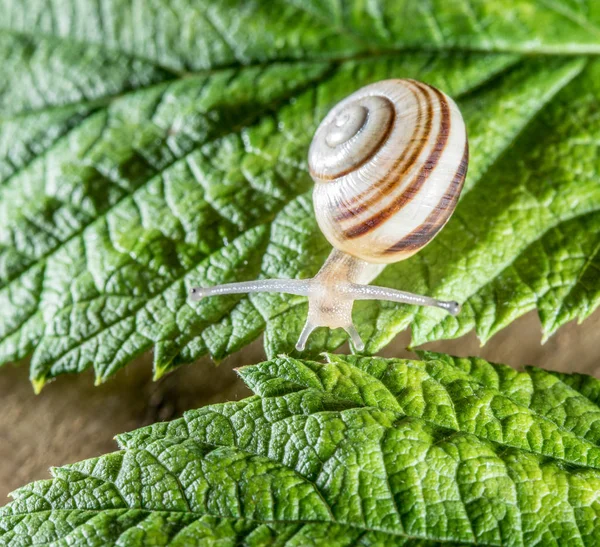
<box><xmin>190</xmin><ymin>79</ymin><xmax>468</xmax><ymax>351</ymax></box>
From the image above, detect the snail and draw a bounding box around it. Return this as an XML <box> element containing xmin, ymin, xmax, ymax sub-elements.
<box><xmin>190</xmin><ymin>79</ymin><xmax>468</xmax><ymax>351</ymax></box>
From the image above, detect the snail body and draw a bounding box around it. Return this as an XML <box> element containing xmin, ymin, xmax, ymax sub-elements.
<box><xmin>191</xmin><ymin>79</ymin><xmax>468</xmax><ymax>351</ymax></box>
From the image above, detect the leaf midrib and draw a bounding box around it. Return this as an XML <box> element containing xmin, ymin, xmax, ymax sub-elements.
<box><xmin>0</xmin><ymin>508</ymin><xmax>475</xmax><ymax>546</ymax></box>
<box><xmin>2</xmin><ymin>36</ymin><xmax>600</xmax><ymax>121</ymax></box>
<box><xmin>133</xmin><ymin>390</ymin><xmax>600</xmax><ymax>472</ymax></box>
<box><xmin>4</xmin><ymin>0</ymin><xmax>600</xmax><ymax>120</ymax></box>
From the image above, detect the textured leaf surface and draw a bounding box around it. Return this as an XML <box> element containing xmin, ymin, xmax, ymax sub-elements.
<box><xmin>4</xmin><ymin>353</ymin><xmax>600</xmax><ymax>545</ymax></box>
<box><xmin>2</xmin><ymin>1</ymin><xmax>600</xmax><ymax>385</ymax></box>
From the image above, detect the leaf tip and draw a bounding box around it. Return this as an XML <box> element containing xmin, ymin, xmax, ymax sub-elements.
<box><xmin>234</xmin><ymin>365</ymin><xmax>250</xmax><ymax>377</ymax></box>
<box><xmin>114</xmin><ymin>432</ymin><xmax>132</xmax><ymax>449</ymax></box>
<box><xmin>31</xmin><ymin>377</ymin><xmax>46</xmax><ymax>395</ymax></box>
<box><xmin>153</xmin><ymin>365</ymin><xmax>169</xmax><ymax>382</ymax></box>
<box><xmin>540</xmin><ymin>329</ymin><xmax>551</xmax><ymax>345</ymax></box>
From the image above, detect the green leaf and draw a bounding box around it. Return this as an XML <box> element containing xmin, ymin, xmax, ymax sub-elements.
<box><xmin>4</xmin><ymin>353</ymin><xmax>600</xmax><ymax>545</ymax></box>
<box><xmin>2</xmin><ymin>1</ymin><xmax>600</xmax><ymax>385</ymax></box>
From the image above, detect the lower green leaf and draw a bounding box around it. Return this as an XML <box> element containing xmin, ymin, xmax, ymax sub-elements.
<box><xmin>3</xmin><ymin>353</ymin><xmax>600</xmax><ymax>546</ymax></box>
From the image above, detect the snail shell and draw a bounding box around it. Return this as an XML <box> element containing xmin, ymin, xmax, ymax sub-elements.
<box><xmin>308</xmin><ymin>79</ymin><xmax>468</xmax><ymax>264</ymax></box>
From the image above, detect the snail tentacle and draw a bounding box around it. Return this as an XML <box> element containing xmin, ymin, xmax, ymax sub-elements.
<box><xmin>341</xmin><ymin>283</ymin><xmax>461</xmax><ymax>316</ymax></box>
<box><xmin>189</xmin><ymin>279</ymin><xmax>311</xmax><ymax>300</ymax></box>
<box><xmin>344</xmin><ymin>324</ymin><xmax>365</xmax><ymax>352</ymax></box>
<box><xmin>296</xmin><ymin>319</ymin><xmax>317</xmax><ymax>352</ymax></box>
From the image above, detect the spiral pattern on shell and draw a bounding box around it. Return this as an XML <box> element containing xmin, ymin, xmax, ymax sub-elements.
<box><xmin>308</xmin><ymin>79</ymin><xmax>468</xmax><ymax>264</ymax></box>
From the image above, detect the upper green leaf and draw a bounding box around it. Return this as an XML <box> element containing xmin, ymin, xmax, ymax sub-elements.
<box><xmin>1</xmin><ymin>0</ymin><xmax>600</xmax><ymax>386</ymax></box>
<box><xmin>3</xmin><ymin>352</ymin><xmax>600</xmax><ymax>545</ymax></box>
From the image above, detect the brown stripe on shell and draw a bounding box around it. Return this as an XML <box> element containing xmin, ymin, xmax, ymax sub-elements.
<box><xmin>334</xmin><ymin>80</ymin><xmax>431</xmax><ymax>221</ymax></box>
<box><xmin>310</xmin><ymin>99</ymin><xmax>396</xmax><ymax>182</ymax></box>
<box><xmin>382</xmin><ymin>140</ymin><xmax>469</xmax><ymax>255</ymax></box>
<box><xmin>343</xmin><ymin>81</ymin><xmax>451</xmax><ymax>240</ymax></box>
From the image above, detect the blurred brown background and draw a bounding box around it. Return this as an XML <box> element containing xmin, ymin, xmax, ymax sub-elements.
<box><xmin>0</xmin><ymin>308</ymin><xmax>598</xmax><ymax>501</ymax></box>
